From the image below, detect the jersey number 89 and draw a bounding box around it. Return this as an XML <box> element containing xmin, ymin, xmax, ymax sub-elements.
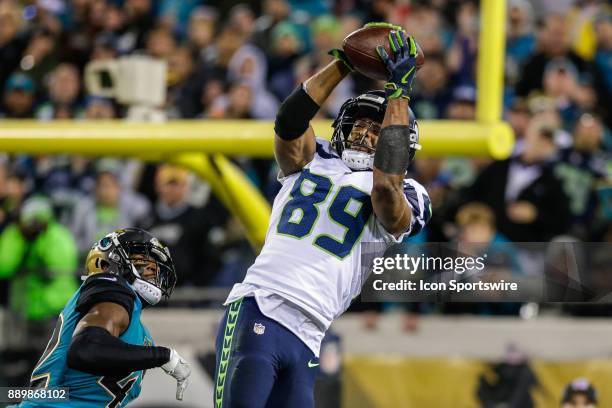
<box><xmin>277</xmin><ymin>170</ymin><xmax>373</xmax><ymax>259</ymax></box>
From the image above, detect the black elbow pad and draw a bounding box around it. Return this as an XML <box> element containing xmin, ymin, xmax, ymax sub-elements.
<box><xmin>274</xmin><ymin>85</ymin><xmax>320</xmax><ymax>140</ymax></box>
<box><xmin>374</xmin><ymin>125</ymin><xmax>411</xmax><ymax>174</ymax></box>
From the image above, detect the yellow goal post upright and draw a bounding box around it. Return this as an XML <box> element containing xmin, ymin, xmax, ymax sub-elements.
<box><xmin>0</xmin><ymin>0</ymin><xmax>512</xmax><ymax>250</ymax></box>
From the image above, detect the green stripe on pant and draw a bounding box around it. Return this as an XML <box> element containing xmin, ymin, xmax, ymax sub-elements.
<box><xmin>215</xmin><ymin>298</ymin><xmax>243</xmax><ymax>408</ymax></box>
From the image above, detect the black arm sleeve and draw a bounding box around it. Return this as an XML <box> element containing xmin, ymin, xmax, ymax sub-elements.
<box><xmin>274</xmin><ymin>84</ymin><xmax>320</xmax><ymax>140</ymax></box>
<box><xmin>76</xmin><ymin>273</ymin><xmax>136</xmax><ymax>321</ymax></box>
<box><xmin>67</xmin><ymin>326</ymin><xmax>170</xmax><ymax>375</ymax></box>
<box><xmin>374</xmin><ymin>125</ymin><xmax>411</xmax><ymax>174</ymax></box>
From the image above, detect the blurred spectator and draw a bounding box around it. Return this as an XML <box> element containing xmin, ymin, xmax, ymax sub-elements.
<box><xmin>0</xmin><ymin>3</ymin><xmax>26</xmax><ymax>92</ymax></box>
<box><xmin>121</xmin><ymin>0</ymin><xmax>155</xmax><ymax>53</ymax></box>
<box><xmin>446</xmin><ymin>85</ymin><xmax>477</xmax><ymax>120</ymax></box>
<box><xmin>268</xmin><ymin>21</ymin><xmax>304</xmax><ymax>100</ymax></box>
<box><xmin>506</xmin><ymin>0</ymin><xmax>536</xmax><ymax>76</ymax></box>
<box><xmin>454</xmin><ymin>202</ymin><xmax>522</xmax><ymax>300</ymax></box>
<box><xmin>91</xmin><ymin>32</ymin><xmax>119</xmax><ymax>61</ymax></box>
<box><xmin>103</xmin><ymin>3</ymin><xmax>126</xmax><ymax>35</ymax></box>
<box><xmin>199</xmin><ymin>74</ymin><xmax>226</xmax><ymax>118</ymax></box>
<box><xmin>505</xmin><ymin>0</ymin><xmax>536</xmax><ymax>102</ymax></box>
<box><xmin>288</xmin><ymin>0</ymin><xmax>330</xmax><ymax>17</ymax></box>
<box><xmin>158</xmin><ymin>0</ymin><xmax>201</xmax><ymax>37</ymax></box>
<box><xmin>88</xmin><ymin>0</ymin><xmax>112</xmax><ymax>33</ymax></box>
<box><xmin>411</xmin><ymin>53</ymin><xmax>452</xmax><ymax>119</ymax></box>
<box><xmin>515</xmin><ymin>13</ymin><xmax>590</xmax><ymax>99</ymax></box>
<box><xmin>0</xmin><ymin>166</ymin><xmax>29</xmax><ymax>231</ymax></box>
<box><xmin>226</xmin><ymin>82</ymin><xmax>254</xmax><ymax>119</ymax></box>
<box><xmin>207</xmin><ymin>82</ymin><xmax>252</xmax><ymax>119</ymax></box>
<box><xmin>446</xmin><ymin>0</ymin><xmax>479</xmax><ymax>87</ymax></box>
<box><xmin>555</xmin><ymin>113</ymin><xmax>609</xmax><ymax>237</ymax></box>
<box><xmin>404</xmin><ymin>4</ymin><xmax>448</xmax><ymax>58</ymax></box>
<box><xmin>0</xmin><ymin>196</ymin><xmax>78</xmax><ymax>385</ymax></box>
<box><xmin>478</xmin><ymin>344</ymin><xmax>537</xmax><ymax>408</ymax></box>
<box><xmin>62</xmin><ymin>1</ymin><xmax>100</xmax><ymax>66</ymax></box>
<box><xmin>364</xmin><ymin>0</ymin><xmax>394</xmax><ymax>23</ymax></box>
<box><xmin>465</xmin><ymin>121</ymin><xmax>571</xmax><ymax>242</ymax></box>
<box><xmin>566</xmin><ymin>0</ymin><xmax>603</xmax><ymax>61</ymax></box>
<box><xmin>560</xmin><ymin>378</ymin><xmax>598</xmax><ymax>408</ymax></box>
<box><xmin>36</xmin><ymin>63</ymin><xmax>83</xmax><ymax>120</ymax></box>
<box><xmin>202</xmin><ymin>26</ymin><xmax>245</xmax><ymax>76</ymax></box>
<box><xmin>1</xmin><ymin>72</ymin><xmax>36</xmax><ymax>118</ymax></box>
<box><xmin>84</xmin><ymin>96</ymin><xmax>116</xmax><ymax>119</ymax></box>
<box><xmin>19</xmin><ymin>27</ymin><xmax>60</xmax><ymax>88</ymax></box>
<box><xmin>592</xmin><ymin>9</ymin><xmax>611</xmax><ymax>127</ymax></box>
<box><xmin>35</xmin><ymin>156</ymin><xmax>96</xmax><ymax>224</ymax></box>
<box><xmin>539</xmin><ymin>57</ymin><xmax>595</xmax><ymax>128</ymax></box>
<box><xmin>229</xmin><ymin>4</ymin><xmax>256</xmax><ymax>38</ymax></box>
<box><xmin>456</xmin><ymin>202</ymin><xmax>512</xmax><ymax>245</ymax></box>
<box><xmin>294</xmin><ymin>15</ymin><xmax>355</xmax><ymax>116</ymax></box>
<box><xmin>0</xmin><ymin>196</ymin><xmax>77</xmax><ymax>319</ymax></box>
<box><xmin>453</xmin><ymin>203</ymin><xmax>521</xmax><ymax>299</ymax></box>
<box><xmin>252</xmin><ymin>0</ymin><xmax>291</xmax><ymax>55</ymax></box>
<box><xmin>70</xmin><ymin>159</ymin><xmax>150</xmax><ymax>256</ymax></box>
<box><xmin>506</xmin><ymin>98</ymin><xmax>532</xmax><ymax>148</ymax></box>
<box><xmin>146</xmin><ymin>27</ymin><xmax>176</xmax><ymax>60</ymax></box>
<box><xmin>140</xmin><ymin>165</ymin><xmax>221</xmax><ymax>287</ymax></box>
<box><xmin>166</xmin><ymin>46</ymin><xmax>202</xmax><ymax>118</ymax></box>
<box><xmin>187</xmin><ymin>7</ymin><xmax>217</xmax><ymax>57</ymax></box>
<box><xmin>227</xmin><ymin>40</ymin><xmax>279</xmax><ymax>119</ymax></box>
<box><xmin>310</xmin><ymin>16</ymin><xmax>340</xmax><ymax>69</ymax></box>
<box><xmin>527</xmin><ymin>95</ymin><xmax>567</xmax><ymax>140</ymax></box>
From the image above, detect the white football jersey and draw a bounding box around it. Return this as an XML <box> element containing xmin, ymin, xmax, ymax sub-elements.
<box><xmin>226</xmin><ymin>139</ymin><xmax>431</xmax><ymax>355</ymax></box>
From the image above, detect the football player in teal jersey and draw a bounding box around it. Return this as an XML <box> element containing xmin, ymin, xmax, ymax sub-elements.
<box><xmin>10</xmin><ymin>228</ymin><xmax>191</xmax><ymax>407</ymax></box>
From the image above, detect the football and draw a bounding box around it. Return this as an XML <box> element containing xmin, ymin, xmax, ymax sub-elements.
<box><xmin>343</xmin><ymin>25</ymin><xmax>425</xmax><ymax>81</ymax></box>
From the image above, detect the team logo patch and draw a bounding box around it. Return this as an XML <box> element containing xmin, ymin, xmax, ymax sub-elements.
<box><xmin>253</xmin><ymin>323</ymin><xmax>265</xmax><ymax>335</ymax></box>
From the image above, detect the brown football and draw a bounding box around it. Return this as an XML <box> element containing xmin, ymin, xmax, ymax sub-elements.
<box><xmin>343</xmin><ymin>25</ymin><xmax>425</xmax><ymax>81</ymax></box>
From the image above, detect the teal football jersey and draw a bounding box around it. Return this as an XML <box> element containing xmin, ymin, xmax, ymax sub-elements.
<box><xmin>11</xmin><ymin>274</ymin><xmax>154</xmax><ymax>408</ymax></box>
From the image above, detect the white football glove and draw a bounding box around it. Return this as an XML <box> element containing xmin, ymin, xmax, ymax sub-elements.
<box><xmin>161</xmin><ymin>348</ymin><xmax>191</xmax><ymax>400</ymax></box>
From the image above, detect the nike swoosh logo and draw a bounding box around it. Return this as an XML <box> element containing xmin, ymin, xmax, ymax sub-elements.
<box><xmin>308</xmin><ymin>360</ymin><xmax>319</xmax><ymax>368</ymax></box>
<box><xmin>401</xmin><ymin>67</ymin><xmax>415</xmax><ymax>84</ymax></box>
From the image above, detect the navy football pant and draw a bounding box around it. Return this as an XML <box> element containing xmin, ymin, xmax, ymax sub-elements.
<box><xmin>214</xmin><ymin>297</ymin><xmax>318</xmax><ymax>408</ymax></box>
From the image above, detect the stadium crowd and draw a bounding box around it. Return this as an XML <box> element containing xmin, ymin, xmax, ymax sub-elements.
<box><xmin>0</xmin><ymin>0</ymin><xmax>610</xmax><ymax>310</ymax></box>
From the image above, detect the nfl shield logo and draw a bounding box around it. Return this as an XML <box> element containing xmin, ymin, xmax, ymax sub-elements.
<box><xmin>253</xmin><ymin>323</ymin><xmax>265</xmax><ymax>335</ymax></box>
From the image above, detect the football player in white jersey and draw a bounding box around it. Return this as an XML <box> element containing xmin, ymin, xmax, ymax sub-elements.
<box><xmin>214</xmin><ymin>24</ymin><xmax>431</xmax><ymax>408</ymax></box>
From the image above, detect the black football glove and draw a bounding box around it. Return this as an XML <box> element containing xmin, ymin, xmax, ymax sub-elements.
<box><xmin>376</xmin><ymin>30</ymin><xmax>418</xmax><ymax>100</ymax></box>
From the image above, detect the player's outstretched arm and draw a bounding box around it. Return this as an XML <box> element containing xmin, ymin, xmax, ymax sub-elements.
<box><xmin>372</xmin><ymin>30</ymin><xmax>419</xmax><ymax>235</ymax></box>
<box><xmin>372</xmin><ymin>97</ymin><xmax>412</xmax><ymax>235</ymax></box>
<box><xmin>274</xmin><ymin>58</ymin><xmax>351</xmax><ymax>176</ymax></box>
<box><xmin>67</xmin><ymin>301</ymin><xmax>191</xmax><ymax>400</ymax></box>
<box><xmin>67</xmin><ymin>302</ymin><xmax>169</xmax><ymax>373</ymax></box>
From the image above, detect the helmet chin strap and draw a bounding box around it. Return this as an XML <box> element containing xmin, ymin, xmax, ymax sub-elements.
<box><xmin>129</xmin><ymin>264</ymin><xmax>162</xmax><ymax>305</ymax></box>
<box><xmin>342</xmin><ymin>149</ymin><xmax>374</xmax><ymax>171</ymax></box>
